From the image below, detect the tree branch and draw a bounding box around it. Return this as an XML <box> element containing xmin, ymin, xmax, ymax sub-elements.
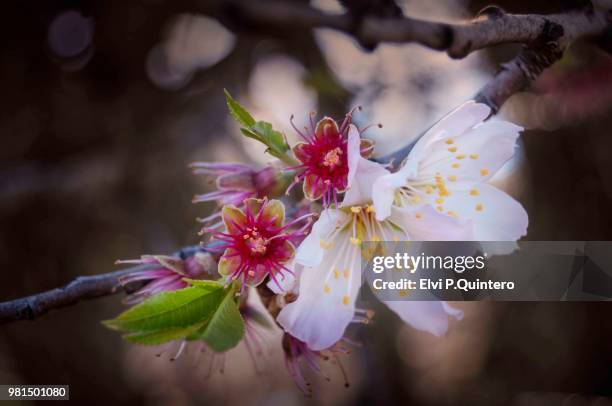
<box><xmin>0</xmin><ymin>246</ymin><xmax>209</xmax><ymax>324</ymax></box>
<box><xmin>1</xmin><ymin>1</ymin><xmax>610</xmax><ymax>325</ymax></box>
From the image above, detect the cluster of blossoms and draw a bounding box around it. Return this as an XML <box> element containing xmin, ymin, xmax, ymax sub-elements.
<box><xmin>119</xmin><ymin>99</ymin><xmax>527</xmax><ymax>393</ymax></box>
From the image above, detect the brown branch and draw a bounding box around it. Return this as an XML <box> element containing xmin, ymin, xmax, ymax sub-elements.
<box><xmin>1</xmin><ymin>1</ymin><xmax>610</xmax><ymax>325</ymax></box>
<box><xmin>204</xmin><ymin>0</ymin><xmax>609</xmax><ymax>58</ymax></box>
<box><xmin>0</xmin><ymin>246</ymin><xmax>209</xmax><ymax>324</ymax></box>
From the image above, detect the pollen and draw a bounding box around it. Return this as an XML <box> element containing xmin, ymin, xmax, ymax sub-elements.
<box><xmin>322</xmin><ymin>147</ymin><xmax>343</xmax><ymax>168</ymax></box>
<box><xmin>324</xmin><ymin>284</ymin><xmax>331</xmax><ymax>293</ymax></box>
<box><xmin>445</xmin><ymin>139</ymin><xmax>454</xmax><ymax>145</ymax></box>
<box><xmin>447</xmin><ymin>175</ymin><xmax>457</xmax><ymax>182</ymax></box>
<box><xmin>366</xmin><ymin>205</ymin><xmax>375</xmax><ymax>213</ymax></box>
<box><xmin>350</xmin><ymin>237</ymin><xmax>362</xmax><ymax>245</ymax></box>
<box><xmin>342</xmin><ymin>295</ymin><xmax>350</xmax><ymax>305</ymax></box>
<box><xmin>320</xmin><ymin>239</ymin><xmax>333</xmax><ymax>249</ymax></box>
<box><xmin>452</xmin><ymin>163</ymin><xmax>461</xmax><ymax>169</ymax></box>
<box><xmin>248</xmin><ymin>236</ymin><xmax>268</xmax><ymax>255</ymax></box>
<box><xmin>410</xmin><ymin>195</ymin><xmax>422</xmax><ymax>204</ymax></box>
<box><xmin>475</xmin><ymin>203</ymin><xmax>484</xmax><ymax>212</ymax></box>
<box><xmin>447</xmin><ymin>210</ymin><xmax>458</xmax><ymax>218</ymax></box>
<box><xmin>456</xmin><ymin>154</ymin><xmax>466</xmax><ymax>160</ymax></box>
<box><xmin>480</xmin><ymin>168</ymin><xmax>489</xmax><ymax>176</ymax></box>
<box><xmin>334</xmin><ymin>269</ymin><xmax>340</xmax><ymax>279</ymax></box>
<box><xmin>470</xmin><ymin>153</ymin><xmax>479</xmax><ymax>160</ymax></box>
<box><xmin>448</xmin><ymin>146</ymin><xmax>458</xmax><ymax>153</ymax></box>
<box><xmin>415</xmin><ymin>212</ymin><xmax>423</xmax><ymax>219</ymax></box>
<box><xmin>436</xmin><ymin>205</ymin><xmax>444</xmax><ymax>212</ymax></box>
<box><xmin>350</xmin><ymin>206</ymin><xmax>362</xmax><ymax>214</ymax></box>
<box><xmin>425</xmin><ymin>186</ymin><xmax>434</xmax><ymax>195</ymax></box>
<box><xmin>343</xmin><ymin>269</ymin><xmax>350</xmax><ymax>279</ymax></box>
<box><xmin>470</xmin><ymin>188</ymin><xmax>479</xmax><ymax>196</ymax></box>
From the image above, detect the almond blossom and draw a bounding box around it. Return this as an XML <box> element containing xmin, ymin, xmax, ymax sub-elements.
<box><xmin>288</xmin><ymin>111</ymin><xmax>374</xmax><ymax>206</ymax></box>
<box><xmin>371</xmin><ymin>101</ymin><xmax>528</xmax><ymax>241</ymax></box>
<box><xmin>212</xmin><ymin>198</ymin><xmax>311</xmax><ymax>288</ymax></box>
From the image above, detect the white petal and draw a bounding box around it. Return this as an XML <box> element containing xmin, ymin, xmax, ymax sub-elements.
<box><xmin>383</xmin><ymin>301</ymin><xmax>463</xmax><ymax>336</ymax></box>
<box><xmin>342</xmin><ymin>126</ymin><xmax>390</xmax><ymax>207</ymax></box>
<box><xmin>442</xmin><ymin>182</ymin><xmax>528</xmax><ymax>241</ymax></box>
<box><xmin>278</xmin><ymin>234</ymin><xmax>361</xmax><ymax>350</ymax></box>
<box><xmin>407</xmin><ymin>101</ymin><xmax>491</xmax><ymax>167</ymax></box>
<box><xmin>267</xmin><ymin>261</ymin><xmax>302</xmax><ymax>295</ymax></box>
<box><xmin>371</xmin><ymin>168</ymin><xmax>412</xmax><ymax>221</ymax></box>
<box><xmin>417</xmin><ymin>120</ymin><xmax>523</xmax><ymax>182</ymax></box>
<box><xmin>295</xmin><ymin>209</ymin><xmax>347</xmax><ymax>268</ymax></box>
<box><xmin>390</xmin><ymin>205</ymin><xmax>474</xmax><ymax>241</ymax></box>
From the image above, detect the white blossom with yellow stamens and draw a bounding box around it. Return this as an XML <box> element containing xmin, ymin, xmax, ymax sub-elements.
<box><xmin>372</xmin><ymin>100</ymin><xmax>528</xmax><ymax>241</ymax></box>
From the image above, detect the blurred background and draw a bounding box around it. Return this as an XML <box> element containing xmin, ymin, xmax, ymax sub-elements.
<box><xmin>1</xmin><ymin>0</ymin><xmax>612</xmax><ymax>404</ymax></box>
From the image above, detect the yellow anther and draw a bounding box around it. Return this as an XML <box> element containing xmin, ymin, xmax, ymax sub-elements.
<box><xmin>470</xmin><ymin>153</ymin><xmax>479</xmax><ymax>160</ymax></box>
<box><xmin>445</xmin><ymin>139</ymin><xmax>454</xmax><ymax>145</ymax></box>
<box><xmin>366</xmin><ymin>205</ymin><xmax>375</xmax><ymax>213</ymax></box>
<box><xmin>350</xmin><ymin>237</ymin><xmax>362</xmax><ymax>245</ymax></box>
<box><xmin>470</xmin><ymin>188</ymin><xmax>480</xmax><ymax>196</ymax></box>
<box><xmin>322</xmin><ymin>147</ymin><xmax>343</xmax><ymax>167</ymax></box>
<box><xmin>439</xmin><ymin>188</ymin><xmax>450</xmax><ymax>197</ymax></box>
<box><xmin>342</xmin><ymin>295</ymin><xmax>350</xmax><ymax>305</ymax></box>
<box><xmin>480</xmin><ymin>168</ymin><xmax>489</xmax><ymax>176</ymax></box>
<box><xmin>410</xmin><ymin>195</ymin><xmax>422</xmax><ymax>204</ymax></box>
<box><xmin>372</xmin><ymin>235</ymin><xmax>381</xmax><ymax>242</ymax></box>
<box><xmin>350</xmin><ymin>206</ymin><xmax>362</xmax><ymax>214</ymax></box>
<box><xmin>319</xmin><ymin>239</ymin><xmax>332</xmax><ymax>249</ymax></box>
<box><xmin>447</xmin><ymin>210</ymin><xmax>458</xmax><ymax>218</ymax></box>
<box><xmin>448</xmin><ymin>146</ymin><xmax>458</xmax><ymax>153</ymax></box>
<box><xmin>475</xmin><ymin>203</ymin><xmax>484</xmax><ymax>212</ymax></box>
<box><xmin>425</xmin><ymin>186</ymin><xmax>434</xmax><ymax>195</ymax></box>
<box><xmin>447</xmin><ymin>175</ymin><xmax>457</xmax><ymax>182</ymax></box>
<box><xmin>436</xmin><ymin>205</ymin><xmax>444</xmax><ymax>212</ymax></box>
<box><xmin>343</xmin><ymin>269</ymin><xmax>350</xmax><ymax>279</ymax></box>
<box><xmin>452</xmin><ymin>163</ymin><xmax>461</xmax><ymax>169</ymax></box>
<box><xmin>456</xmin><ymin>154</ymin><xmax>466</xmax><ymax>160</ymax></box>
<box><xmin>324</xmin><ymin>284</ymin><xmax>331</xmax><ymax>293</ymax></box>
<box><xmin>435</xmin><ymin>198</ymin><xmax>445</xmax><ymax>204</ymax></box>
<box><xmin>415</xmin><ymin>212</ymin><xmax>422</xmax><ymax>219</ymax></box>
<box><xmin>334</xmin><ymin>269</ymin><xmax>340</xmax><ymax>279</ymax></box>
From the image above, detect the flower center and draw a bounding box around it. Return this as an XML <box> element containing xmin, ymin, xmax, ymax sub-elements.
<box><xmin>322</xmin><ymin>147</ymin><xmax>343</xmax><ymax>168</ymax></box>
<box><xmin>244</xmin><ymin>229</ymin><xmax>268</xmax><ymax>255</ymax></box>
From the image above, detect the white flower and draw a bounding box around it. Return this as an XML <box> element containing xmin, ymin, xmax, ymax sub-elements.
<box><xmin>372</xmin><ymin>100</ymin><xmax>528</xmax><ymax>241</ymax></box>
<box><xmin>277</xmin><ymin>124</ymin><xmax>464</xmax><ymax>350</ymax></box>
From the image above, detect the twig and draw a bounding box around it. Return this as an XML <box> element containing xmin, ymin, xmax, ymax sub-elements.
<box><xmin>0</xmin><ymin>246</ymin><xmax>208</xmax><ymax>324</ymax></box>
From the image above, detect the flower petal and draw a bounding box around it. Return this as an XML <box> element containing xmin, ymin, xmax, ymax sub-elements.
<box><xmin>371</xmin><ymin>168</ymin><xmax>414</xmax><ymax>221</ymax></box>
<box><xmin>259</xmin><ymin>199</ymin><xmax>285</xmax><ymax>228</ymax></box>
<box><xmin>267</xmin><ymin>261</ymin><xmax>302</xmax><ymax>295</ymax></box>
<box><xmin>278</xmin><ymin>230</ymin><xmax>361</xmax><ymax>350</ymax></box>
<box><xmin>302</xmin><ymin>174</ymin><xmax>325</xmax><ymax>201</ymax></box>
<box><xmin>390</xmin><ymin>205</ymin><xmax>474</xmax><ymax>241</ymax></box>
<box><xmin>342</xmin><ymin>124</ymin><xmax>390</xmax><ymax>207</ymax></box>
<box><xmin>295</xmin><ymin>209</ymin><xmax>347</xmax><ymax>268</ymax></box>
<box><xmin>218</xmin><ymin>249</ymin><xmax>241</xmax><ymax>277</ymax></box>
<box><xmin>315</xmin><ymin>117</ymin><xmax>341</xmax><ymax>142</ymax></box>
<box><xmin>382</xmin><ymin>301</ymin><xmax>463</xmax><ymax>336</ymax></box>
<box><xmin>441</xmin><ymin>182</ymin><xmax>528</xmax><ymax>241</ymax></box>
<box><xmin>221</xmin><ymin>205</ymin><xmax>246</xmax><ymax>234</ymax></box>
<box><xmin>417</xmin><ymin>120</ymin><xmax>523</xmax><ymax>183</ymax></box>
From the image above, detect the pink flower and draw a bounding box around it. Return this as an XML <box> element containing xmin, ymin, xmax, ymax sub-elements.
<box><xmin>212</xmin><ymin>198</ymin><xmax>312</xmax><ymax>289</ymax></box>
<box><xmin>191</xmin><ymin>162</ymin><xmax>278</xmax><ymax>207</ymax></box>
<box><xmin>289</xmin><ymin>111</ymin><xmax>374</xmax><ymax>206</ymax></box>
<box><xmin>117</xmin><ymin>253</ymin><xmax>213</xmax><ymax>304</ymax></box>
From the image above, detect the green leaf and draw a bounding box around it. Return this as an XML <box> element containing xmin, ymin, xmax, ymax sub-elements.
<box><xmin>252</xmin><ymin>121</ymin><xmax>289</xmax><ymax>157</ymax></box>
<box><xmin>124</xmin><ymin>323</ymin><xmax>206</xmax><ymax>345</ymax></box>
<box><xmin>103</xmin><ymin>283</ymin><xmax>225</xmax><ymax>332</ymax></box>
<box><xmin>192</xmin><ymin>286</ymin><xmax>245</xmax><ymax>352</ymax></box>
<box><xmin>224</xmin><ymin>89</ymin><xmax>255</xmax><ymax>128</ymax></box>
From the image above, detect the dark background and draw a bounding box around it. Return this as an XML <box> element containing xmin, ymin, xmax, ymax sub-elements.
<box><xmin>1</xmin><ymin>0</ymin><xmax>612</xmax><ymax>404</ymax></box>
